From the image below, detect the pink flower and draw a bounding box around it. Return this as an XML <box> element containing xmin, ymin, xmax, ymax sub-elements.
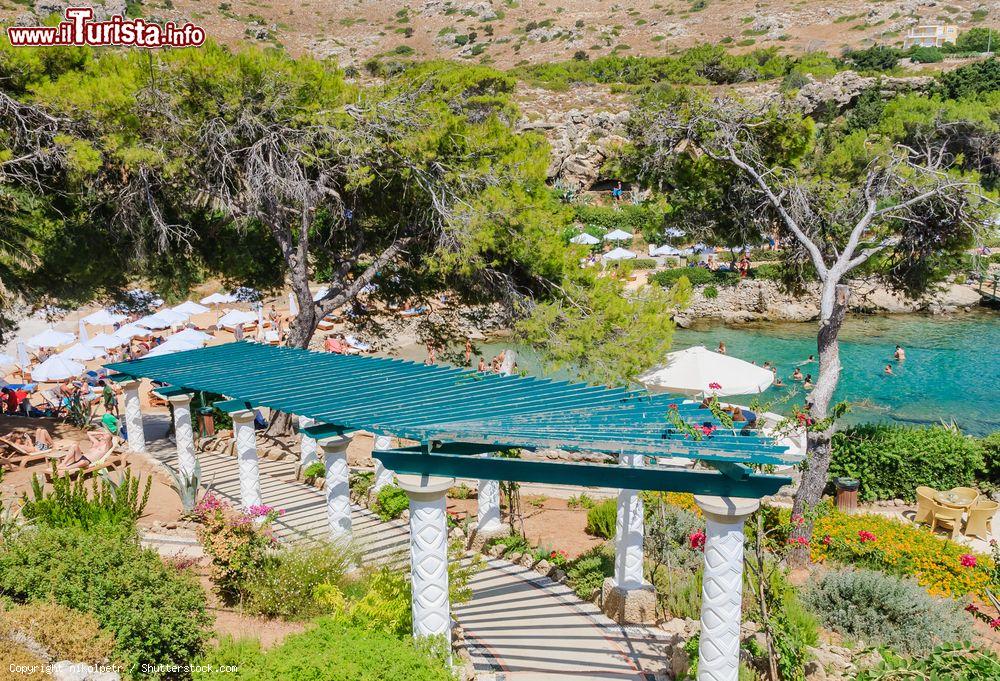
<box><xmin>700</xmin><ymin>424</ymin><xmax>716</xmax><ymax>436</ymax></box>
<box><xmin>822</xmin><ymin>535</ymin><xmax>832</xmax><ymax>545</ymax></box>
<box><xmin>960</xmin><ymin>554</ymin><xmax>977</xmax><ymax>568</ymax></box>
<box><xmin>791</xmin><ymin>513</ymin><xmax>804</xmax><ymax>526</ymax></box>
<box><xmin>990</xmin><ymin>618</ymin><xmax>1000</xmax><ymax>631</ymax></box>
<box><xmin>966</xmin><ymin>603</ymin><xmax>980</xmax><ymax>613</ymax></box>
<box><xmin>668</xmin><ymin>403</ymin><xmax>678</xmax><ymax>410</ymax></box>
<box><xmin>689</xmin><ymin>530</ymin><xmax>706</xmax><ymax>551</ymax></box>
<box><xmin>708</xmin><ymin>382</ymin><xmax>722</xmax><ymax>390</ymax></box>
<box><xmin>858</xmin><ymin>530</ymin><xmax>877</xmax><ymax>543</ymax></box>
<box><xmin>786</xmin><ymin>536</ymin><xmax>809</xmax><ymax>546</ymax></box>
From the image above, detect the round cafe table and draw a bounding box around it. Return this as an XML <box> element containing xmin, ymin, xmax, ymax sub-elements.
<box><xmin>935</xmin><ymin>489</ymin><xmax>975</xmax><ymax>509</ymax></box>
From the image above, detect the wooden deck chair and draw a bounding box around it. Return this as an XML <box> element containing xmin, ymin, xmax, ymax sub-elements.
<box><xmin>965</xmin><ymin>499</ymin><xmax>999</xmax><ymax>540</ymax></box>
<box><xmin>46</xmin><ymin>438</ymin><xmax>124</xmax><ymax>482</ymax></box>
<box><xmin>914</xmin><ymin>486</ymin><xmax>936</xmax><ymax>525</ymax></box>
<box><xmin>930</xmin><ymin>500</ymin><xmax>965</xmax><ymax>540</ymax></box>
<box><xmin>0</xmin><ymin>436</ymin><xmax>49</xmax><ymax>470</ymax></box>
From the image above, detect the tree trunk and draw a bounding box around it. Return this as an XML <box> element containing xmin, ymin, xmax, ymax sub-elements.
<box><xmin>789</xmin><ymin>283</ymin><xmax>849</xmax><ymax>562</ymax></box>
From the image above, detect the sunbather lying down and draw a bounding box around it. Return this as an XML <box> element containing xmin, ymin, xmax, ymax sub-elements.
<box><xmin>59</xmin><ymin>431</ymin><xmax>114</xmax><ymax>471</ymax></box>
<box><xmin>6</xmin><ymin>428</ymin><xmax>55</xmax><ymax>452</ymax></box>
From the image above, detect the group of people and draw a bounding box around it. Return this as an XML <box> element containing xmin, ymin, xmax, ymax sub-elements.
<box><xmin>884</xmin><ymin>345</ymin><xmax>906</xmax><ymax>376</ymax></box>
<box><xmin>702</xmin><ymin>252</ymin><xmax>752</xmax><ymax>278</ymax></box>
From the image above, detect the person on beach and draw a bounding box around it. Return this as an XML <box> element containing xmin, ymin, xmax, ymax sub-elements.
<box><xmin>100</xmin><ymin>379</ymin><xmax>118</xmax><ymax>417</ymax></box>
<box><xmin>737</xmin><ymin>252</ymin><xmax>751</xmax><ymax>278</ymax></box>
<box><xmin>465</xmin><ymin>338</ymin><xmax>472</xmax><ymax>365</ymax></box>
<box><xmin>894</xmin><ymin>345</ymin><xmax>906</xmax><ymax>361</ymax></box>
<box><xmin>884</xmin><ymin>364</ymin><xmax>894</xmax><ymax>376</ymax></box>
<box><xmin>717</xmin><ymin>341</ymin><xmax>727</xmax><ymax>355</ymax></box>
<box><xmin>477</xmin><ymin>357</ymin><xmax>487</xmax><ymax>372</ymax></box>
<box><xmin>59</xmin><ymin>430</ymin><xmax>113</xmax><ymax>470</ymax></box>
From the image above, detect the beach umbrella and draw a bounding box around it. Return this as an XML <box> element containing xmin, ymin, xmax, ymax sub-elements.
<box><xmin>113</xmin><ymin>324</ymin><xmax>148</xmax><ymax>340</ymax></box>
<box><xmin>638</xmin><ymin>345</ymin><xmax>774</xmax><ymax>398</ymax></box>
<box><xmin>603</xmin><ymin>229</ymin><xmax>633</xmax><ymax>242</ymax></box>
<box><xmin>200</xmin><ymin>292</ymin><xmax>237</xmax><ymax>305</ymax></box>
<box><xmin>604</xmin><ymin>247</ymin><xmax>638</xmax><ymax>261</ymax></box>
<box><xmin>256</xmin><ymin>305</ymin><xmax>265</xmax><ymax>340</ymax></box>
<box><xmin>650</xmin><ymin>244</ymin><xmax>682</xmax><ymax>256</ymax></box>
<box><xmin>26</xmin><ymin>328</ymin><xmax>75</xmax><ymax>349</ymax></box>
<box><xmin>664</xmin><ymin>227</ymin><xmax>685</xmax><ymax>238</ymax></box>
<box><xmin>78</xmin><ymin>319</ymin><xmax>89</xmax><ymax>343</ymax></box>
<box><xmin>172</xmin><ymin>300</ymin><xmax>210</xmax><ymax>315</ymax></box>
<box><xmin>136</xmin><ymin>313</ymin><xmax>172</xmax><ymax>330</ymax></box>
<box><xmin>570</xmin><ymin>233</ymin><xmax>600</xmax><ymax>246</ymax></box>
<box><xmin>218</xmin><ymin>309</ymin><xmax>256</xmax><ymax>329</ymax></box>
<box><xmin>58</xmin><ymin>342</ymin><xmax>104</xmax><ymax>361</ymax></box>
<box><xmin>145</xmin><ymin>338</ymin><xmax>203</xmax><ymax>358</ymax></box>
<box><xmin>171</xmin><ymin>328</ymin><xmax>212</xmax><ymax>344</ymax></box>
<box><xmin>313</xmin><ymin>286</ymin><xmax>330</xmax><ymax>301</ymax></box>
<box><xmin>32</xmin><ymin>355</ymin><xmax>85</xmax><ymax>382</ymax></box>
<box><xmin>288</xmin><ymin>292</ymin><xmax>299</xmax><ymax>317</ymax></box>
<box><xmin>126</xmin><ymin>288</ymin><xmax>164</xmax><ymax>308</ymax></box>
<box><xmin>155</xmin><ymin>309</ymin><xmax>190</xmax><ymax>326</ymax></box>
<box><xmin>88</xmin><ymin>333</ymin><xmax>126</xmax><ymax>349</ymax></box>
<box><xmin>0</xmin><ymin>353</ymin><xmax>16</xmax><ymax>367</ymax></box>
<box><xmin>82</xmin><ymin>309</ymin><xmax>126</xmax><ymax>326</ymax></box>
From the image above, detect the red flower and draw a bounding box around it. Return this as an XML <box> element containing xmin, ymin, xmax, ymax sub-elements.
<box><xmin>689</xmin><ymin>530</ymin><xmax>706</xmax><ymax>551</ymax></box>
<box><xmin>668</xmin><ymin>403</ymin><xmax>678</xmax><ymax>410</ymax></box>
<box><xmin>700</xmin><ymin>424</ymin><xmax>716</xmax><ymax>436</ymax></box>
<box><xmin>786</xmin><ymin>536</ymin><xmax>809</xmax><ymax>546</ymax></box>
<box><xmin>796</xmin><ymin>412</ymin><xmax>808</xmax><ymax>423</ymax></box>
<box><xmin>821</xmin><ymin>535</ymin><xmax>832</xmax><ymax>545</ymax></box>
<box><xmin>858</xmin><ymin>530</ymin><xmax>877</xmax><ymax>543</ymax></box>
<box><xmin>960</xmin><ymin>554</ymin><xmax>977</xmax><ymax>568</ymax></box>
<box><xmin>791</xmin><ymin>513</ymin><xmax>804</xmax><ymax>526</ymax></box>
<box><xmin>990</xmin><ymin>618</ymin><xmax>1000</xmax><ymax>631</ymax></box>
<box><xmin>966</xmin><ymin>603</ymin><xmax>980</xmax><ymax>613</ymax></box>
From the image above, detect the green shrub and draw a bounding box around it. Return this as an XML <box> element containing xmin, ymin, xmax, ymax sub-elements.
<box><xmin>567</xmin><ymin>492</ymin><xmax>596</xmax><ymax>509</ymax></box>
<box><xmin>857</xmin><ymin>643</ymin><xmax>1000</xmax><ymax>680</ymax></box>
<box><xmin>979</xmin><ymin>433</ymin><xmax>1000</xmax><ymax>494</ymax></box>
<box><xmin>0</xmin><ymin>602</ymin><xmax>115</xmax><ymax>664</ymax></box>
<box><xmin>573</xmin><ymin>203</ymin><xmax>667</xmax><ymax>234</ymax></box>
<box><xmin>752</xmin><ymin>262</ymin><xmax>784</xmax><ymax>280</ymax></box>
<box><xmin>194</xmin><ymin>494</ymin><xmax>277</xmax><ymax>602</ymax></box>
<box><xmin>939</xmin><ymin>57</ymin><xmax>1000</xmax><ymax>99</ymax></box>
<box><xmin>373</xmin><ymin>484</ymin><xmax>409</xmax><ymax>521</ymax></box>
<box><xmin>302</xmin><ymin>461</ymin><xmax>325</xmax><ymax>480</ymax></box>
<box><xmin>829</xmin><ymin>424</ymin><xmax>985</xmax><ymax>501</ymax></box>
<box><xmin>703</xmin><ymin>285</ymin><xmax>718</xmax><ymax>299</ymax></box>
<box><xmin>486</xmin><ymin>532</ymin><xmax>530</xmax><ymax>554</ymax></box>
<box><xmin>0</xmin><ymin>524</ymin><xmax>211</xmax><ymax>674</ymax></box>
<box><xmin>585</xmin><ymin>498</ymin><xmax>617</xmax><ymax>539</ymax></box>
<box><xmin>630</xmin><ymin>258</ymin><xmax>658</xmax><ymax>270</ymax></box>
<box><xmin>844</xmin><ymin>45</ymin><xmax>900</xmax><ymax>71</ymax></box>
<box><xmin>907</xmin><ymin>46</ymin><xmax>943</xmax><ymax>63</ymax></box>
<box><xmin>803</xmin><ymin>568</ymin><xmax>965</xmax><ymax>655</ymax></box>
<box><xmin>21</xmin><ymin>466</ymin><xmax>152</xmax><ymax>530</ymax></box>
<box><xmin>566</xmin><ymin>543</ymin><xmax>615</xmax><ymax>599</ymax></box>
<box><xmin>651</xmin><ymin>267</ymin><xmax>740</xmax><ymax>288</ymax></box>
<box><xmin>350</xmin><ymin>470</ymin><xmax>375</xmax><ymax>502</ymax></box>
<box><xmin>243</xmin><ymin>542</ymin><xmax>358</xmax><ymax>620</ymax></box>
<box><xmin>652</xmin><ymin>567</ymin><xmax>702</xmax><ymax>619</ymax></box>
<box><xmin>194</xmin><ymin>618</ymin><xmax>452</xmax><ymax>681</ymax></box>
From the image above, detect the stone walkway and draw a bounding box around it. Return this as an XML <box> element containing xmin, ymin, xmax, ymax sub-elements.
<box><xmin>140</xmin><ymin>417</ymin><xmax>669</xmax><ymax>680</ymax></box>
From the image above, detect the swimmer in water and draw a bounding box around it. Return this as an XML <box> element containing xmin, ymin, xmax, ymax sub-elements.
<box><xmin>893</xmin><ymin>345</ymin><xmax>905</xmax><ymax>361</ymax></box>
<box><xmin>791</xmin><ymin>367</ymin><xmax>804</xmax><ymax>382</ymax></box>
<box><xmin>884</xmin><ymin>364</ymin><xmax>894</xmax><ymax>376</ymax></box>
<box><xmin>774</xmin><ymin>377</ymin><xmax>785</xmax><ymax>387</ymax></box>
<box><xmin>803</xmin><ymin>374</ymin><xmax>814</xmax><ymax>389</ymax></box>
<box><xmin>717</xmin><ymin>341</ymin><xmax>727</xmax><ymax>355</ymax></box>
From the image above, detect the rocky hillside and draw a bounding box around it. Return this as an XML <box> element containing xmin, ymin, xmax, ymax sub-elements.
<box><xmin>2</xmin><ymin>0</ymin><xmax>997</xmax><ymax>69</ymax></box>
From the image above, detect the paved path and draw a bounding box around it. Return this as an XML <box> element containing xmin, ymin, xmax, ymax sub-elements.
<box><xmin>142</xmin><ymin>418</ymin><xmax>668</xmax><ymax>680</ymax></box>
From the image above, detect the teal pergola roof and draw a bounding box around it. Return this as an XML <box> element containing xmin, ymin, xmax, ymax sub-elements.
<box><xmin>105</xmin><ymin>341</ymin><xmax>798</xmax><ymax>467</ymax></box>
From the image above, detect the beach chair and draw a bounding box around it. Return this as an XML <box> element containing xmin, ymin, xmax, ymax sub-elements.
<box><xmin>914</xmin><ymin>486</ymin><xmax>936</xmax><ymax>525</ymax></box>
<box><xmin>965</xmin><ymin>499</ymin><xmax>999</xmax><ymax>540</ymax></box>
<box><xmin>45</xmin><ymin>438</ymin><xmax>125</xmax><ymax>482</ymax></box>
<box><xmin>930</xmin><ymin>500</ymin><xmax>965</xmax><ymax>540</ymax></box>
<box><xmin>317</xmin><ymin>315</ymin><xmax>338</xmax><ymax>331</ymax></box>
<box><xmin>0</xmin><ymin>436</ymin><xmax>49</xmax><ymax>470</ymax></box>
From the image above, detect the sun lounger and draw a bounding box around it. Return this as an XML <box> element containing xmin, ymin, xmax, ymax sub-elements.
<box><xmin>317</xmin><ymin>315</ymin><xmax>338</xmax><ymax>331</ymax></box>
<box><xmin>45</xmin><ymin>438</ymin><xmax>126</xmax><ymax>482</ymax></box>
<box><xmin>400</xmin><ymin>306</ymin><xmax>428</xmax><ymax>317</ymax></box>
<box><xmin>344</xmin><ymin>335</ymin><xmax>372</xmax><ymax>352</ymax></box>
<box><xmin>0</xmin><ymin>436</ymin><xmax>50</xmax><ymax>470</ymax></box>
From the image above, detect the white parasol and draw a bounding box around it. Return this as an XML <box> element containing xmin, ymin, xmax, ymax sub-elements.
<box><xmin>638</xmin><ymin>345</ymin><xmax>774</xmax><ymax>397</ymax></box>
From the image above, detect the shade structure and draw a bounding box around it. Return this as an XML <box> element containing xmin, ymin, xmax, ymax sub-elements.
<box><xmin>288</xmin><ymin>292</ymin><xmax>299</xmax><ymax>317</ymax></box>
<box><xmin>145</xmin><ymin>338</ymin><xmax>203</xmax><ymax>358</ymax></box>
<box><xmin>650</xmin><ymin>244</ymin><xmax>682</xmax><ymax>256</ymax></box>
<box><xmin>638</xmin><ymin>345</ymin><xmax>774</xmax><ymax>398</ymax></box>
<box><xmin>0</xmin><ymin>353</ymin><xmax>16</xmax><ymax>367</ymax></box>
<box><xmin>664</xmin><ymin>227</ymin><xmax>685</xmax><ymax>238</ymax></box>
<box><xmin>172</xmin><ymin>301</ymin><xmax>210</xmax><ymax>315</ymax></box>
<box><xmin>105</xmin><ymin>341</ymin><xmax>798</xmax><ymax>467</ymax></box>
<box><xmin>570</xmin><ymin>232</ymin><xmax>600</xmax><ymax>246</ymax></box>
<box><xmin>218</xmin><ymin>309</ymin><xmax>257</xmax><ymax>329</ymax></box>
<box><xmin>25</xmin><ymin>328</ymin><xmax>75</xmax><ymax>349</ymax></box>
<box><xmin>135</xmin><ymin>314</ymin><xmax>172</xmax><ymax>330</ymax></box>
<box><xmin>604</xmin><ymin>247</ymin><xmax>637</xmax><ymax>261</ymax></box>
<box><xmin>32</xmin><ymin>355</ymin><xmax>85</xmax><ymax>381</ymax></box>
<box><xmin>82</xmin><ymin>309</ymin><xmax>127</xmax><ymax>326</ymax></box>
<box><xmin>603</xmin><ymin>229</ymin><xmax>633</xmax><ymax>242</ymax></box>
<box><xmin>78</xmin><ymin>319</ymin><xmax>89</xmax><ymax>343</ymax></box>
<box><xmin>312</xmin><ymin>286</ymin><xmax>329</xmax><ymax>302</ymax></box>
<box><xmin>171</xmin><ymin>328</ymin><xmax>213</xmax><ymax>344</ymax></box>
<box><xmin>113</xmin><ymin>324</ymin><xmax>149</xmax><ymax>340</ymax></box>
<box><xmin>156</xmin><ymin>309</ymin><xmax>190</xmax><ymax>326</ymax></box>
<box><xmin>88</xmin><ymin>333</ymin><xmax>127</xmax><ymax>349</ymax></box>
<box><xmin>58</xmin><ymin>342</ymin><xmax>104</xmax><ymax>361</ymax></box>
<box><xmin>200</xmin><ymin>292</ymin><xmax>238</xmax><ymax>305</ymax></box>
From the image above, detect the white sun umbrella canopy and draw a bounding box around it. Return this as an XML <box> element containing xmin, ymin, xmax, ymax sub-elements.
<box><xmin>0</xmin><ymin>353</ymin><xmax>16</xmax><ymax>367</ymax></box>
<box><xmin>218</xmin><ymin>309</ymin><xmax>257</xmax><ymax>329</ymax></box>
<box><xmin>604</xmin><ymin>247</ymin><xmax>638</xmax><ymax>261</ymax></box>
<box><xmin>145</xmin><ymin>337</ymin><xmax>203</xmax><ymax>358</ymax></box>
<box><xmin>200</xmin><ymin>292</ymin><xmax>238</xmax><ymax>305</ymax></box>
<box><xmin>78</xmin><ymin>319</ymin><xmax>89</xmax><ymax>343</ymax></box>
<box><xmin>88</xmin><ymin>332</ymin><xmax>126</xmax><ymax>349</ymax></box>
<box><xmin>172</xmin><ymin>300</ymin><xmax>210</xmax><ymax>316</ymax></box>
<box><xmin>58</xmin><ymin>342</ymin><xmax>104</xmax><ymax>361</ymax></box>
<box><xmin>32</xmin><ymin>355</ymin><xmax>85</xmax><ymax>382</ymax></box>
<box><xmin>82</xmin><ymin>309</ymin><xmax>126</xmax><ymax>326</ymax></box>
<box><xmin>312</xmin><ymin>286</ymin><xmax>330</xmax><ymax>302</ymax></box>
<box><xmin>171</xmin><ymin>328</ymin><xmax>212</xmax><ymax>344</ymax></box>
<box><xmin>26</xmin><ymin>328</ymin><xmax>75</xmax><ymax>349</ymax></box>
<box><xmin>639</xmin><ymin>345</ymin><xmax>774</xmax><ymax>397</ymax></box>
<box><xmin>154</xmin><ymin>308</ymin><xmax>190</xmax><ymax>326</ymax></box>
<box><xmin>135</xmin><ymin>313</ymin><xmax>172</xmax><ymax>330</ymax></box>
<box><xmin>570</xmin><ymin>232</ymin><xmax>601</xmax><ymax>246</ymax></box>
<box><xmin>113</xmin><ymin>323</ymin><xmax>149</xmax><ymax>341</ymax></box>
<box><xmin>650</xmin><ymin>244</ymin><xmax>682</xmax><ymax>256</ymax></box>
<box><xmin>603</xmin><ymin>229</ymin><xmax>633</xmax><ymax>242</ymax></box>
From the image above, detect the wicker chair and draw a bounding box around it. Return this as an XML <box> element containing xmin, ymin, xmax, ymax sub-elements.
<box><xmin>915</xmin><ymin>486</ymin><xmax>936</xmax><ymax>525</ymax></box>
<box><xmin>965</xmin><ymin>499</ymin><xmax>999</xmax><ymax>541</ymax></box>
<box><xmin>930</xmin><ymin>500</ymin><xmax>965</xmax><ymax>540</ymax></box>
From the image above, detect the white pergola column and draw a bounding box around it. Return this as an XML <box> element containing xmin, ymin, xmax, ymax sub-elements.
<box><xmin>602</xmin><ymin>452</ymin><xmax>656</xmax><ymax>623</ymax></box>
<box><xmin>318</xmin><ymin>434</ymin><xmax>354</xmax><ymax>540</ymax></box>
<box><xmin>477</xmin><ymin>453</ymin><xmax>503</xmax><ymax>537</ymax></box>
<box><xmin>119</xmin><ymin>379</ymin><xmax>146</xmax><ymax>453</ymax></box>
<box><xmin>231</xmin><ymin>410</ymin><xmax>262</xmax><ymax>510</ymax></box>
<box><xmin>694</xmin><ymin>495</ymin><xmax>760</xmax><ymax>681</ymax></box>
<box><xmin>372</xmin><ymin>433</ymin><xmax>395</xmax><ymax>492</ymax></box>
<box><xmin>397</xmin><ymin>473</ymin><xmax>455</xmax><ymax>645</ymax></box>
<box><xmin>298</xmin><ymin>416</ymin><xmax>318</xmax><ymax>468</ymax></box>
<box><xmin>167</xmin><ymin>393</ymin><xmax>197</xmax><ymax>481</ymax></box>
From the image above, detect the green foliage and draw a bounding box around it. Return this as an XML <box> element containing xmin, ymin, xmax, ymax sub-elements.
<box><xmin>651</xmin><ymin>267</ymin><xmax>740</xmax><ymax>287</ymax></box>
<box><xmin>844</xmin><ymin>45</ymin><xmax>900</xmax><ymax>71</ymax></box>
<box><xmin>585</xmin><ymin>498</ymin><xmax>617</xmax><ymax>539</ymax></box>
<box><xmin>572</xmin><ymin>202</ymin><xmax>667</xmax><ymax>236</ymax></box>
<box><xmin>0</xmin><ymin>524</ymin><xmax>211</xmax><ymax>674</ymax></box>
<box><xmin>486</xmin><ymin>532</ymin><xmax>530</xmax><ymax>554</ymax></box>
<box><xmin>372</xmin><ymin>484</ymin><xmax>409</xmax><ymax>521</ymax></box>
<box><xmin>0</xmin><ymin>602</ymin><xmax>115</xmax><ymax>665</ymax></box>
<box><xmin>703</xmin><ymin>285</ymin><xmax>719</xmax><ymax>299</ymax></box>
<box><xmin>803</xmin><ymin>568</ymin><xmax>965</xmax><ymax>655</ymax></box>
<box><xmin>954</xmin><ymin>28</ymin><xmax>1000</xmax><ymax>54</ymax></box>
<box><xmin>940</xmin><ymin>58</ymin><xmax>1000</xmax><ymax>99</ymax></box>
<box><xmin>350</xmin><ymin>470</ymin><xmax>374</xmax><ymax>503</ymax></box>
<box><xmin>565</xmin><ymin>543</ymin><xmax>615</xmax><ymax>599</ymax></box>
<box><xmin>194</xmin><ymin>494</ymin><xmax>277</xmax><ymax>603</ymax></box>
<box><xmin>829</xmin><ymin>424</ymin><xmax>985</xmax><ymax>501</ymax></box>
<box><xmin>302</xmin><ymin>461</ymin><xmax>326</xmax><ymax>480</ymax></box>
<box><xmin>857</xmin><ymin>643</ymin><xmax>1000</xmax><ymax>680</ymax></box>
<box><xmin>979</xmin><ymin>433</ymin><xmax>1000</xmax><ymax>494</ymax></box>
<box><xmin>194</xmin><ymin>618</ymin><xmax>453</xmax><ymax>681</ymax></box>
<box><xmin>21</xmin><ymin>465</ymin><xmax>151</xmax><ymax>530</ymax></box>
<box><xmin>907</xmin><ymin>46</ymin><xmax>943</xmax><ymax>63</ymax></box>
<box><xmin>567</xmin><ymin>492</ymin><xmax>596</xmax><ymax>509</ymax></box>
<box><xmin>243</xmin><ymin>542</ymin><xmax>358</xmax><ymax>620</ymax></box>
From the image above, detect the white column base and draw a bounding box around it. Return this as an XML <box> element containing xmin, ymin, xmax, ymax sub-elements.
<box><xmin>397</xmin><ymin>473</ymin><xmax>455</xmax><ymax>646</ymax></box>
<box><xmin>167</xmin><ymin>394</ymin><xmax>197</xmax><ymax>482</ymax></box>
<box><xmin>120</xmin><ymin>379</ymin><xmax>146</xmax><ymax>453</ymax></box>
<box><xmin>613</xmin><ymin>453</ymin><xmax>646</xmax><ymax>589</ymax></box>
<box><xmin>695</xmin><ymin>495</ymin><xmax>760</xmax><ymax>681</ymax></box>
<box><xmin>372</xmin><ymin>434</ymin><xmax>395</xmax><ymax>493</ymax></box>
<box><xmin>318</xmin><ymin>434</ymin><xmax>353</xmax><ymax>541</ymax></box>
<box><xmin>232</xmin><ymin>410</ymin><xmax>262</xmax><ymax>510</ymax></box>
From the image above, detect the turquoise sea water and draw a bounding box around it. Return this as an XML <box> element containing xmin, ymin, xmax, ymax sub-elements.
<box><xmin>477</xmin><ymin>311</ymin><xmax>1000</xmax><ymax>436</ymax></box>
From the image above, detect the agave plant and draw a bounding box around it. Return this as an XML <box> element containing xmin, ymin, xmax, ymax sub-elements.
<box><xmin>166</xmin><ymin>459</ymin><xmax>203</xmax><ymax>513</ymax></box>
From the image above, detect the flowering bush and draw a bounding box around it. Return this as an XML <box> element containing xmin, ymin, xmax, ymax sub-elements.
<box><xmin>811</xmin><ymin>510</ymin><xmax>995</xmax><ymax>599</ymax></box>
<box><xmin>194</xmin><ymin>493</ymin><xmax>279</xmax><ymax>603</ymax></box>
<box><xmin>547</xmin><ymin>549</ymin><xmax>569</xmax><ymax>567</ymax></box>
<box><xmin>689</xmin><ymin>529</ymin><xmax>706</xmax><ymax>550</ymax></box>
